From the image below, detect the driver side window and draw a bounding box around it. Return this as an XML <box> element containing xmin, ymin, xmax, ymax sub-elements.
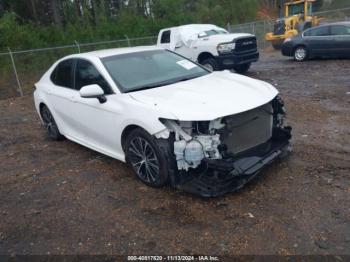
<box><xmin>75</xmin><ymin>59</ymin><xmax>112</xmax><ymax>94</ymax></box>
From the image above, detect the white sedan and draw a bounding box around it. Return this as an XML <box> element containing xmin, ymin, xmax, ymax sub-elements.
<box><xmin>34</xmin><ymin>46</ymin><xmax>292</xmax><ymax>197</ymax></box>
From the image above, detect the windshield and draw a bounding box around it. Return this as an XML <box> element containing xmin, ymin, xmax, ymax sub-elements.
<box><xmin>198</xmin><ymin>29</ymin><xmax>228</xmax><ymax>38</ymax></box>
<box><xmin>289</xmin><ymin>4</ymin><xmax>304</xmax><ymax>15</ymax></box>
<box><xmin>288</xmin><ymin>3</ymin><xmax>312</xmax><ymax>16</ymax></box>
<box><xmin>102</xmin><ymin>50</ymin><xmax>209</xmax><ymax>93</ymax></box>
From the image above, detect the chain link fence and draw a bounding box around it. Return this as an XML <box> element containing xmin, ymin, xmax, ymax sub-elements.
<box><xmin>0</xmin><ymin>36</ymin><xmax>157</xmax><ymax>100</ymax></box>
<box><xmin>0</xmin><ymin>7</ymin><xmax>349</xmax><ymax>100</ymax></box>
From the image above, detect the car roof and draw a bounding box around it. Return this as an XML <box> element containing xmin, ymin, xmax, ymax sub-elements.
<box><xmin>163</xmin><ymin>24</ymin><xmax>223</xmax><ymax>31</ymax></box>
<box><xmin>66</xmin><ymin>45</ymin><xmax>163</xmax><ymax>60</ymax></box>
<box><xmin>319</xmin><ymin>21</ymin><xmax>350</xmax><ymax>27</ymax></box>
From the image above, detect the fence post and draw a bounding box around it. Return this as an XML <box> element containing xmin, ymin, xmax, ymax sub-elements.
<box><xmin>75</xmin><ymin>40</ymin><xmax>81</xmax><ymax>53</ymax></box>
<box><xmin>263</xmin><ymin>20</ymin><xmax>266</xmax><ymax>49</ymax></box>
<box><xmin>125</xmin><ymin>35</ymin><xmax>131</xmax><ymax>47</ymax></box>
<box><xmin>8</xmin><ymin>47</ymin><xmax>23</xmax><ymax>97</ymax></box>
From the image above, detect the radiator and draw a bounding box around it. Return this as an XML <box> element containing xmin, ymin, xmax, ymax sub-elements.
<box><xmin>221</xmin><ymin>103</ymin><xmax>273</xmax><ymax>154</ymax></box>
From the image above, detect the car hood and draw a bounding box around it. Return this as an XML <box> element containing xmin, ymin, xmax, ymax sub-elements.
<box><xmin>206</xmin><ymin>33</ymin><xmax>255</xmax><ymax>43</ymax></box>
<box><xmin>128</xmin><ymin>71</ymin><xmax>278</xmax><ymax>121</ymax></box>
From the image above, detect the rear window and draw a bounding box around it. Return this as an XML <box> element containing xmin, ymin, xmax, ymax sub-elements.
<box><xmin>330</xmin><ymin>25</ymin><xmax>350</xmax><ymax>36</ymax></box>
<box><xmin>198</xmin><ymin>29</ymin><xmax>228</xmax><ymax>38</ymax></box>
<box><xmin>160</xmin><ymin>30</ymin><xmax>171</xmax><ymax>44</ymax></box>
<box><xmin>51</xmin><ymin>59</ymin><xmax>74</xmax><ymax>89</ymax></box>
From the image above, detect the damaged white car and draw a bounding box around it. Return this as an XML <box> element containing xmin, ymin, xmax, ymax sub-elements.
<box><xmin>34</xmin><ymin>46</ymin><xmax>292</xmax><ymax>197</ymax></box>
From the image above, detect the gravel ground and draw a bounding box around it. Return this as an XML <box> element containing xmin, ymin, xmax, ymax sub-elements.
<box><xmin>0</xmin><ymin>50</ymin><xmax>349</xmax><ymax>256</ymax></box>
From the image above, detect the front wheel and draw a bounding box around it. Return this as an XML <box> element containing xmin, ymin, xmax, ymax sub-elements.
<box><xmin>233</xmin><ymin>63</ymin><xmax>251</xmax><ymax>74</ymax></box>
<box><xmin>294</xmin><ymin>46</ymin><xmax>308</xmax><ymax>62</ymax></box>
<box><xmin>125</xmin><ymin>128</ymin><xmax>170</xmax><ymax>187</ymax></box>
<box><xmin>200</xmin><ymin>58</ymin><xmax>219</xmax><ymax>71</ymax></box>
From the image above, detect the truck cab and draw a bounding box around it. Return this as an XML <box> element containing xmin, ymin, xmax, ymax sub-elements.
<box><xmin>157</xmin><ymin>24</ymin><xmax>259</xmax><ymax>74</ymax></box>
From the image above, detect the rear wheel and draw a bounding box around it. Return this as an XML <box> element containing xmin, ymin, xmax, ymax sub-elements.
<box><xmin>234</xmin><ymin>63</ymin><xmax>251</xmax><ymax>74</ymax></box>
<box><xmin>40</xmin><ymin>105</ymin><xmax>64</xmax><ymax>140</ymax></box>
<box><xmin>294</xmin><ymin>46</ymin><xmax>308</xmax><ymax>62</ymax></box>
<box><xmin>125</xmin><ymin>128</ymin><xmax>170</xmax><ymax>187</ymax></box>
<box><xmin>200</xmin><ymin>58</ymin><xmax>219</xmax><ymax>71</ymax></box>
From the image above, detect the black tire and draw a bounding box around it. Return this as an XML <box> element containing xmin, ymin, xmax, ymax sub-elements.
<box><xmin>200</xmin><ymin>57</ymin><xmax>219</xmax><ymax>71</ymax></box>
<box><xmin>124</xmin><ymin>128</ymin><xmax>171</xmax><ymax>187</ymax></box>
<box><xmin>40</xmin><ymin>105</ymin><xmax>64</xmax><ymax>141</ymax></box>
<box><xmin>293</xmin><ymin>46</ymin><xmax>308</xmax><ymax>62</ymax></box>
<box><xmin>233</xmin><ymin>63</ymin><xmax>251</xmax><ymax>74</ymax></box>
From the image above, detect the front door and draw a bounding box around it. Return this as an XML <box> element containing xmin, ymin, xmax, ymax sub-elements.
<box><xmin>330</xmin><ymin>24</ymin><xmax>350</xmax><ymax>56</ymax></box>
<box><xmin>304</xmin><ymin>25</ymin><xmax>333</xmax><ymax>56</ymax></box>
<box><xmin>68</xmin><ymin>59</ymin><xmax>124</xmax><ymax>157</ymax></box>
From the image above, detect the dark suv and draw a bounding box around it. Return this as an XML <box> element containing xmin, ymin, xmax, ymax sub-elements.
<box><xmin>281</xmin><ymin>22</ymin><xmax>350</xmax><ymax>61</ymax></box>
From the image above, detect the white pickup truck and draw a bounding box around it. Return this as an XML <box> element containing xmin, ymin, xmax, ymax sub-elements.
<box><xmin>157</xmin><ymin>24</ymin><xmax>259</xmax><ymax>73</ymax></box>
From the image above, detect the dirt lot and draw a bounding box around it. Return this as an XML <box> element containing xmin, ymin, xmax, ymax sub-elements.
<box><xmin>0</xmin><ymin>50</ymin><xmax>349</xmax><ymax>256</ymax></box>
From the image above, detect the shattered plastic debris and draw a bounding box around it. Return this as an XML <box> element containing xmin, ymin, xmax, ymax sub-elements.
<box><xmin>247</xmin><ymin>212</ymin><xmax>255</xmax><ymax>218</ymax></box>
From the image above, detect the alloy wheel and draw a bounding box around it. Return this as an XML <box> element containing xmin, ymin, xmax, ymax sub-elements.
<box><xmin>295</xmin><ymin>48</ymin><xmax>306</xmax><ymax>61</ymax></box>
<box><xmin>128</xmin><ymin>136</ymin><xmax>160</xmax><ymax>184</ymax></box>
<box><xmin>41</xmin><ymin>106</ymin><xmax>59</xmax><ymax>139</ymax></box>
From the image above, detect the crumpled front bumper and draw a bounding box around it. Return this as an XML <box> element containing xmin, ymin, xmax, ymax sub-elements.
<box><xmin>174</xmin><ymin>127</ymin><xmax>292</xmax><ymax>197</ymax></box>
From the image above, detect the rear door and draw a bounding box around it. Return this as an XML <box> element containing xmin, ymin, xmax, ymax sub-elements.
<box><xmin>46</xmin><ymin>58</ymin><xmax>79</xmax><ymax>137</ymax></box>
<box><xmin>303</xmin><ymin>26</ymin><xmax>332</xmax><ymax>56</ymax></box>
<box><xmin>330</xmin><ymin>25</ymin><xmax>350</xmax><ymax>56</ymax></box>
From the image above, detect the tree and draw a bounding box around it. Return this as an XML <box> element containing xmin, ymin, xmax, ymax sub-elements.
<box><xmin>49</xmin><ymin>0</ymin><xmax>62</xmax><ymax>26</ymax></box>
<box><xmin>30</xmin><ymin>0</ymin><xmax>39</xmax><ymax>24</ymax></box>
<box><xmin>0</xmin><ymin>0</ymin><xmax>4</xmax><ymax>15</ymax></box>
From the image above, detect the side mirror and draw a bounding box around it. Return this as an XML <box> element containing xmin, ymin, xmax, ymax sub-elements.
<box><xmin>79</xmin><ymin>84</ymin><xmax>107</xmax><ymax>103</ymax></box>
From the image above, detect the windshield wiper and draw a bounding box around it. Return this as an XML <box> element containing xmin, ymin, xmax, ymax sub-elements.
<box><xmin>126</xmin><ymin>84</ymin><xmax>164</xmax><ymax>93</ymax></box>
<box><xmin>126</xmin><ymin>74</ymin><xmax>205</xmax><ymax>93</ymax></box>
<box><xmin>177</xmin><ymin>75</ymin><xmax>200</xmax><ymax>82</ymax></box>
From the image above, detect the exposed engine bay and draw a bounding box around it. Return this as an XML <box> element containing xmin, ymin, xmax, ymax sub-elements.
<box><xmin>158</xmin><ymin>96</ymin><xmax>292</xmax><ymax>197</ymax></box>
<box><xmin>161</xmin><ymin>96</ymin><xmax>290</xmax><ymax>171</ymax></box>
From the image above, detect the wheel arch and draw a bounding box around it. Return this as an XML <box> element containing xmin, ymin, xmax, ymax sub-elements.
<box><xmin>120</xmin><ymin>116</ymin><xmax>170</xmax><ymax>153</ymax></box>
<box><xmin>197</xmin><ymin>52</ymin><xmax>215</xmax><ymax>64</ymax></box>
<box><xmin>293</xmin><ymin>44</ymin><xmax>307</xmax><ymax>52</ymax></box>
<box><xmin>121</xmin><ymin>124</ymin><xmax>145</xmax><ymax>152</ymax></box>
<box><xmin>38</xmin><ymin>102</ymin><xmax>48</xmax><ymax>121</ymax></box>
<box><xmin>39</xmin><ymin>102</ymin><xmax>47</xmax><ymax>113</ymax></box>
<box><xmin>293</xmin><ymin>43</ymin><xmax>309</xmax><ymax>55</ymax></box>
